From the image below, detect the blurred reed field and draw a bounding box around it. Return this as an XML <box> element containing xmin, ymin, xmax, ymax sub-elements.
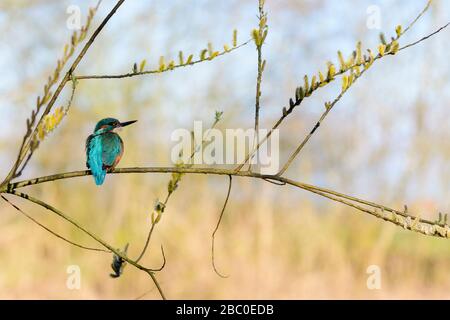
<box><xmin>0</xmin><ymin>0</ymin><xmax>450</xmax><ymax>299</ymax></box>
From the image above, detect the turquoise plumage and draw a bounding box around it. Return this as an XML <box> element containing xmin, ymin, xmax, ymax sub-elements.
<box><xmin>86</xmin><ymin>118</ymin><xmax>137</xmax><ymax>185</ymax></box>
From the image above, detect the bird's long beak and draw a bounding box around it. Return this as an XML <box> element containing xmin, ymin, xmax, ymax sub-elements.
<box><xmin>120</xmin><ymin>120</ymin><xmax>137</xmax><ymax>127</ymax></box>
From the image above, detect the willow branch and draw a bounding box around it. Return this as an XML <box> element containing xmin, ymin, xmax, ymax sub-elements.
<box><xmin>75</xmin><ymin>40</ymin><xmax>251</xmax><ymax>80</ymax></box>
<box><xmin>248</xmin><ymin>1</ymin><xmax>267</xmax><ymax>171</ymax></box>
<box><xmin>401</xmin><ymin>0</ymin><xmax>431</xmax><ymax>35</ymax></box>
<box><xmin>277</xmin><ymin>68</ymin><xmax>368</xmax><ymax>176</ymax></box>
<box><xmin>234</xmin><ymin>6</ymin><xmax>447</xmax><ymax>173</ymax></box>
<box><xmin>276</xmin><ymin>22</ymin><xmax>450</xmax><ymax>175</ymax></box>
<box><xmin>2</xmin><ymin>0</ymin><xmax>126</xmax><ymax>186</ymax></box>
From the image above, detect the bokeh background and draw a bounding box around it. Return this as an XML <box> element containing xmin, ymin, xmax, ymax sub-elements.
<box><xmin>0</xmin><ymin>0</ymin><xmax>449</xmax><ymax>299</ymax></box>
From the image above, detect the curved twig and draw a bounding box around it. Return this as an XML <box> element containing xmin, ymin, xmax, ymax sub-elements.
<box><xmin>211</xmin><ymin>175</ymin><xmax>232</xmax><ymax>278</ymax></box>
<box><xmin>8</xmin><ymin>190</ymin><xmax>167</xmax><ymax>299</ymax></box>
<box><xmin>148</xmin><ymin>245</ymin><xmax>166</xmax><ymax>272</ymax></box>
<box><xmin>1</xmin><ymin>195</ymin><xmax>109</xmax><ymax>253</ymax></box>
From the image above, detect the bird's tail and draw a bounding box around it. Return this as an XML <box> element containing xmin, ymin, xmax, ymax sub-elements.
<box><xmin>93</xmin><ymin>169</ymin><xmax>106</xmax><ymax>186</ymax></box>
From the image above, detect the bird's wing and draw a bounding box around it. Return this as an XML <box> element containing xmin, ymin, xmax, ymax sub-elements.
<box><xmin>85</xmin><ymin>134</ymin><xmax>94</xmax><ymax>168</ymax></box>
<box><xmin>86</xmin><ymin>134</ymin><xmax>106</xmax><ymax>185</ymax></box>
<box><xmin>101</xmin><ymin>133</ymin><xmax>124</xmax><ymax>168</ymax></box>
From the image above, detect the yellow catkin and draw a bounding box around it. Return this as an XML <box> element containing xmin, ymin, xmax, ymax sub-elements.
<box><xmin>233</xmin><ymin>29</ymin><xmax>238</xmax><ymax>47</ymax></box>
<box><xmin>251</xmin><ymin>29</ymin><xmax>260</xmax><ymax>46</ymax></box>
<box><xmin>378</xmin><ymin>44</ymin><xmax>386</xmax><ymax>56</ymax></box>
<box><xmin>200</xmin><ymin>49</ymin><xmax>208</xmax><ymax>60</ymax></box>
<box><xmin>318</xmin><ymin>71</ymin><xmax>324</xmax><ymax>83</ymax></box>
<box><xmin>395</xmin><ymin>25</ymin><xmax>402</xmax><ymax>37</ymax></box>
<box><xmin>159</xmin><ymin>56</ymin><xmax>166</xmax><ymax>71</ymax></box>
<box><xmin>328</xmin><ymin>63</ymin><xmax>336</xmax><ymax>79</ymax></box>
<box><xmin>356</xmin><ymin>41</ymin><xmax>363</xmax><ymax>64</ymax></box>
<box><xmin>337</xmin><ymin>51</ymin><xmax>346</xmax><ymax>71</ymax></box>
<box><xmin>139</xmin><ymin>59</ymin><xmax>146</xmax><ymax>72</ymax></box>
<box><xmin>207</xmin><ymin>42</ymin><xmax>213</xmax><ymax>56</ymax></box>
<box><xmin>390</xmin><ymin>41</ymin><xmax>399</xmax><ymax>54</ymax></box>
<box><xmin>342</xmin><ymin>75</ymin><xmax>349</xmax><ymax>91</ymax></box>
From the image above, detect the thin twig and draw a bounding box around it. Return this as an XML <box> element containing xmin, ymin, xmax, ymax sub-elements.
<box><xmin>76</xmin><ymin>40</ymin><xmax>251</xmax><ymax>80</ymax></box>
<box><xmin>398</xmin><ymin>21</ymin><xmax>450</xmax><ymax>52</ymax></box>
<box><xmin>135</xmin><ymin>287</ymin><xmax>156</xmax><ymax>300</ymax></box>
<box><xmin>234</xmin><ymin>2</ymin><xmax>443</xmax><ymax>173</ymax></box>
<box><xmin>1</xmin><ymin>195</ymin><xmax>109</xmax><ymax>253</ymax></box>
<box><xmin>135</xmin><ymin>223</ymin><xmax>157</xmax><ymax>263</ymax></box>
<box><xmin>8</xmin><ymin>190</ymin><xmax>167</xmax><ymax>299</ymax></box>
<box><xmin>134</xmin><ymin>192</ymin><xmax>169</xmax><ymax>264</ymax></box>
<box><xmin>146</xmin><ymin>270</ymin><xmax>166</xmax><ymax>300</ymax></box>
<box><xmin>276</xmin><ymin>21</ymin><xmax>450</xmax><ymax>176</ymax></box>
<box><xmin>401</xmin><ymin>0</ymin><xmax>432</xmax><ymax>36</ymax></box>
<box><xmin>133</xmin><ymin>115</ymin><xmax>223</xmax><ymax>263</ymax></box>
<box><xmin>211</xmin><ymin>175</ymin><xmax>232</xmax><ymax>278</ymax></box>
<box><xmin>276</xmin><ymin>68</ymin><xmax>367</xmax><ymax>176</ymax></box>
<box><xmin>249</xmin><ymin>1</ymin><xmax>267</xmax><ymax>172</ymax></box>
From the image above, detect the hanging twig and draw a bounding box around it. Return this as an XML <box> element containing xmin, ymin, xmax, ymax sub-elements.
<box><xmin>211</xmin><ymin>175</ymin><xmax>233</xmax><ymax>278</ymax></box>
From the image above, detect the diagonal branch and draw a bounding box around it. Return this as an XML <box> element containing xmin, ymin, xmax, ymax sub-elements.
<box><xmin>2</xmin><ymin>0</ymin><xmax>127</xmax><ymax>186</ymax></box>
<box><xmin>8</xmin><ymin>190</ymin><xmax>167</xmax><ymax>299</ymax></box>
<box><xmin>234</xmin><ymin>7</ymin><xmax>448</xmax><ymax>173</ymax></box>
<box><xmin>76</xmin><ymin>40</ymin><xmax>251</xmax><ymax>80</ymax></box>
<box><xmin>276</xmin><ymin>67</ymin><xmax>368</xmax><ymax>176</ymax></box>
<box><xmin>276</xmin><ymin>21</ymin><xmax>450</xmax><ymax>176</ymax></box>
<box><xmin>1</xmin><ymin>195</ymin><xmax>109</xmax><ymax>253</ymax></box>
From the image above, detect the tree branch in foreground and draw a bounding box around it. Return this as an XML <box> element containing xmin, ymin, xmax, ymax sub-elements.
<box><xmin>5</xmin><ymin>166</ymin><xmax>449</xmax><ymax>239</ymax></box>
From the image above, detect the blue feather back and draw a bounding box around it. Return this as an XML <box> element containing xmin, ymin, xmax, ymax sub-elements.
<box><xmin>87</xmin><ymin>135</ymin><xmax>106</xmax><ymax>185</ymax></box>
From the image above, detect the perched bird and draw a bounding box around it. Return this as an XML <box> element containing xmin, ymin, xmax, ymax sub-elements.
<box><xmin>86</xmin><ymin>118</ymin><xmax>137</xmax><ymax>185</ymax></box>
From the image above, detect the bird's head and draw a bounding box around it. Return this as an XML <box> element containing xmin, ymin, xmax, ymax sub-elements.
<box><xmin>94</xmin><ymin>118</ymin><xmax>137</xmax><ymax>134</ymax></box>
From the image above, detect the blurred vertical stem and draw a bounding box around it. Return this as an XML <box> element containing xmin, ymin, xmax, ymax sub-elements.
<box><xmin>249</xmin><ymin>0</ymin><xmax>268</xmax><ymax>171</ymax></box>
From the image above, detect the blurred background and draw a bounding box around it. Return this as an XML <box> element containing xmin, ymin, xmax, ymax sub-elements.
<box><xmin>0</xmin><ymin>0</ymin><xmax>449</xmax><ymax>299</ymax></box>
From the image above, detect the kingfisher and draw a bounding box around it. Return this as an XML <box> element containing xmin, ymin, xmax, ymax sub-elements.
<box><xmin>86</xmin><ymin>118</ymin><xmax>137</xmax><ymax>185</ymax></box>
